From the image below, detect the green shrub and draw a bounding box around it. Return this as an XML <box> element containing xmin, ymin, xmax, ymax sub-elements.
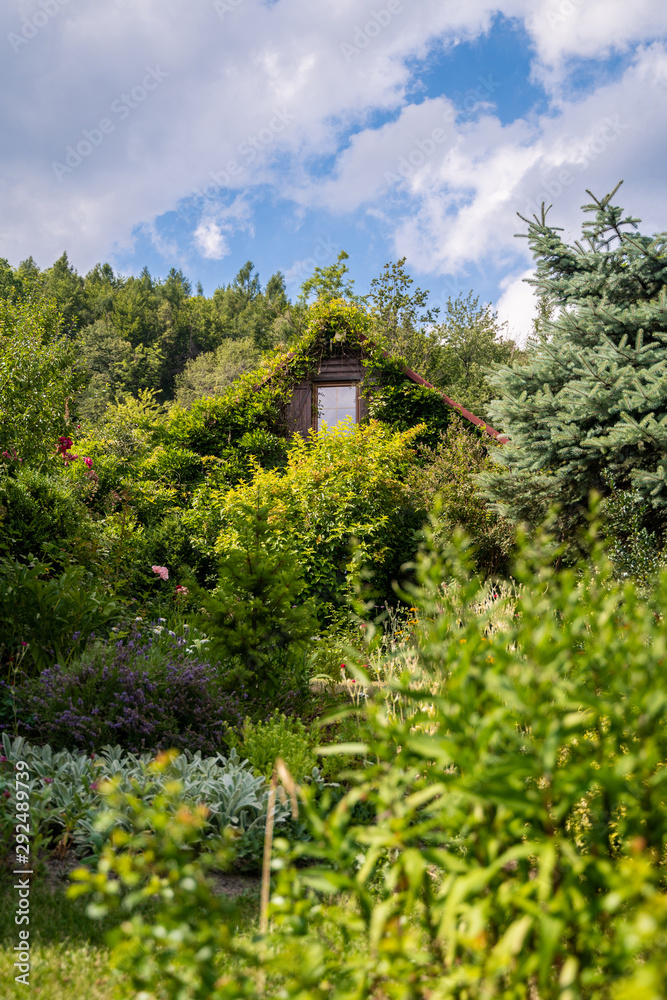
<box><xmin>0</xmin><ymin>467</ymin><xmax>97</xmax><ymax>567</ymax></box>
<box><xmin>405</xmin><ymin>415</ymin><xmax>514</xmax><ymax>575</ymax></box>
<box><xmin>0</xmin><ymin>296</ymin><xmax>86</xmax><ymax>466</ymax></box>
<box><xmin>194</xmin><ymin>501</ymin><xmax>318</xmax><ymax>694</ymax></box>
<box><xmin>137</xmin><ymin>444</ymin><xmax>204</xmax><ymax>486</ymax></box>
<box><xmin>599</xmin><ymin>475</ymin><xmax>665</xmax><ymax>586</ymax></box>
<box><xmin>190</xmin><ymin>420</ymin><xmax>423</xmax><ymax>613</ymax></box>
<box><xmin>0</xmin><ymin>559</ymin><xmax>118</xmax><ymax>673</ymax></box>
<box><xmin>0</xmin><ymin>736</ymin><xmax>288</xmax><ymax>864</ymax></box>
<box><xmin>228</xmin><ymin>713</ymin><xmax>316</xmax><ymax>781</ymax></box>
<box><xmin>73</xmin><ymin>518</ymin><xmax>667</xmax><ymax>998</ymax></box>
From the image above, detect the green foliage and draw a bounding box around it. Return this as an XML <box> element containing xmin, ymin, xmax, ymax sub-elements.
<box><xmin>0</xmin><ymin>466</ymin><xmax>97</xmax><ymax>567</ymax></box>
<box><xmin>364</xmin><ymin>378</ymin><xmax>455</xmax><ymax>446</ymax></box>
<box><xmin>481</xmin><ymin>182</ymin><xmax>667</xmax><ymax>527</ymax></box>
<box><xmin>366</xmin><ymin>256</ymin><xmax>442</xmax><ymax>380</ymax></box>
<box><xmin>431</xmin><ymin>290</ymin><xmax>516</xmax><ymax>409</ymax></box>
<box><xmin>0</xmin><ymin>736</ymin><xmax>287</xmax><ymax>864</ymax></box>
<box><xmin>228</xmin><ymin>714</ymin><xmax>316</xmax><ymax>781</ymax></box>
<box><xmin>0</xmin><ymin>559</ymin><xmax>118</xmax><ymax>673</ymax></box>
<box><xmin>599</xmin><ymin>475</ymin><xmax>665</xmax><ymax>586</ymax></box>
<box><xmin>73</xmin><ymin>519</ymin><xmax>667</xmax><ymax>998</ymax></box>
<box><xmin>195</xmin><ymin>502</ymin><xmax>319</xmax><ymax>692</ymax></box>
<box><xmin>298</xmin><ymin>250</ymin><xmax>361</xmax><ymax>307</ymax></box>
<box><xmin>0</xmin><ymin>297</ymin><xmax>86</xmax><ymax>467</ymax></box>
<box><xmin>205</xmin><ymin>421</ymin><xmax>422</xmax><ymax>612</ymax></box>
<box><xmin>174</xmin><ymin>336</ymin><xmax>262</xmax><ymax>407</ymax></box>
<box><xmin>77</xmin><ymin>317</ymin><xmax>164</xmax><ymax>419</ymax></box>
<box><xmin>406</xmin><ymin>416</ymin><xmax>515</xmax><ymax>575</ymax></box>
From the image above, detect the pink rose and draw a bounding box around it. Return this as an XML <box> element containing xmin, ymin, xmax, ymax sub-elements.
<box><xmin>151</xmin><ymin>565</ymin><xmax>169</xmax><ymax>581</ymax></box>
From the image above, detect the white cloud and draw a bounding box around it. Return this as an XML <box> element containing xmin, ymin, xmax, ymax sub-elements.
<box><xmin>193</xmin><ymin>220</ymin><xmax>229</xmax><ymax>260</ymax></box>
<box><xmin>0</xmin><ymin>0</ymin><xmax>665</xmax><ymax>292</ymax></box>
<box><xmin>495</xmin><ymin>269</ymin><xmax>538</xmax><ymax>346</ymax></box>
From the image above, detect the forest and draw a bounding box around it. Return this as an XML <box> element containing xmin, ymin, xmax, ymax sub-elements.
<box><xmin>2</xmin><ymin>186</ymin><xmax>667</xmax><ymax>999</ymax></box>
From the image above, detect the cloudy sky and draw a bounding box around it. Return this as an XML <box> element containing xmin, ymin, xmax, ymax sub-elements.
<box><xmin>1</xmin><ymin>0</ymin><xmax>666</xmax><ymax>340</ymax></box>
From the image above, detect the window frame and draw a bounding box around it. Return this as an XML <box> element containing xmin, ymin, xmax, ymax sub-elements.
<box><xmin>313</xmin><ymin>381</ymin><xmax>360</xmax><ymax>432</ymax></box>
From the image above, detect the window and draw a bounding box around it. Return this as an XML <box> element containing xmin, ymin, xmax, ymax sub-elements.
<box><xmin>316</xmin><ymin>383</ymin><xmax>357</xmax><ymax>432</ymax></box>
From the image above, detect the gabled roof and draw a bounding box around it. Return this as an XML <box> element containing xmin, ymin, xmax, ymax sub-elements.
<box><xmin>356</xmin><ymin>333</ymin><xmax>507</xmax><ymax>443</ymax></box>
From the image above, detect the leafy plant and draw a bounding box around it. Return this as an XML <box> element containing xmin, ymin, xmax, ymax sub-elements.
<box><xmin>406</xmin><ymin>415</ymin><xmax>515</xmax><ymax>575</ymax></box>
<box><xmin>14</xmin><ymin>627</ymin><xmax>248</xmax><ymax>753</ymax></box>
<box><xmin>72</xmin><ymin>517</ymin><xmax>667</xmax><ymax>998</ymax></box>
<box><xmin>0</xmin><ymin>296</ymin><xmax>86</xmax><ymax>467</ymax></box>
<box><xmin>0</xmin><ymin>559</ymin><xmax>118</xmax><ymax>674</ymax></box>
<box><xmin>0</xmin><ymin>466</ymin><xmax>97</xmax><ymax>568</ymax></box>
<box><xmin>201</xmin><ymin>421</ymin><xmax>423</xmax><ymax>614</ymax></box>
<box><xmin>195</xmin><ymin>501</ymin><xmax>318</xmax><ymax>694</ymax></box>
<box><xmin>599</xmin><ymin>473</ymin><xmax>665</xmax><ymax>586</ymax></box>
<box><xmin>0</xmin><ymin>734</ymin><xmax>288</xmax><ymax>865</ymax></box>
<box><xmin>227</xmin><ymin>714</ymin><xmax>316</xmax><ymax>781</ymax></box>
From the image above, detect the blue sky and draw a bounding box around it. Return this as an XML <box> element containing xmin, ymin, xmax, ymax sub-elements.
<box><xmin>1</xmin><ymin>0</ymin><xmax>666</xmax><ymax>340</ymax></box>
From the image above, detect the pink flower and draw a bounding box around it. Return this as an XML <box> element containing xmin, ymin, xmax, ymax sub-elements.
<box><xmin>83</xmin><ymin>457</ymin><xmax>93</xmax><ymax>469</ymax></box>
<box><xmin>175</xmin><ymin>584</ymin><xmax>189</xmax><ymax>597</ymax></box>
<box><xmin>152</xmin><ymin>565</ymin><xmax>169</xmax><ymax>581</ymax></box>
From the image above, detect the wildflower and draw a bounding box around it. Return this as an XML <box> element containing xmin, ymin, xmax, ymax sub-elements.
<box><xmin>83</xmin><ymin>457</ymin><xmax>93</xmax><ymax>469</ymax></box>
<box><xmin>175</xmin><ymin>585</ymin><xmax>189</xmax><ymax>598</ymax></box>
<box><xmin>43</xmin><ymin>777</ymin><xmax>54</xmax><ymax>784</ymax></box>
<box><xmin>151</xmin><ymin>565</ymin><xmax>169</xmax><ymax>581</ymax></box>
<box><xmin>0</xmin><ymin>756</ymin><xmax>7</xmax><ymax>763</ymax></box>
<box><xmin>2</xmin><ymin>790</ymin><xmax>10</xmax><ymax>798</ymax></box>
<box><xmin>157</xmin><ymin>618</ymin><xmax>167</xmax><ymax>624</ymax></box>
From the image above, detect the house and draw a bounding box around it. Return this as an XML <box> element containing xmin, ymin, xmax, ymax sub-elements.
<box><xmin>282</xmin><ymin>332</ymin><xmax>506</xmax><ymax>442</ymax></box>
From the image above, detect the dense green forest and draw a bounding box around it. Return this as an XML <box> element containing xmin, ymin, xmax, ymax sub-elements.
<box><xmin>0</xmin><ymin>250</ymin><xmax>517</xmax><ymax>417</ymax></box>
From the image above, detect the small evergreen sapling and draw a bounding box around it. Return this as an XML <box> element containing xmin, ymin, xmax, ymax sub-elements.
<box><xmin>196</xmin><ymin>501</ymin><xmax>318</xmax><ymax>694</ymax></box>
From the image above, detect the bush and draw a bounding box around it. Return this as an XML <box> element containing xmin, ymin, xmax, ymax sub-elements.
<box><xmin>0</xmin><ymin>467</ymin><xmax>97</xmax><ymax>567</ymax></box>
<box><xmin>228</xmin><ymin>714</ymin><xmax>316</xmax><ymax>781</ymax></box>
<box><xmin>0</xmin><ymin>296</ymin><xmax>86</xmax><ymax>466</ymax></box>
<box><xmin>190</xmin><ymin>420</ymin><xmax>423</xmax><ymax>613</ymax></box>
<box><xmin>406</xmin><ymin>415</ymin><xmax>515</xmax><ymax>575</ymax></box>
<box><xmin>600</xmin><ymin>475</ymin><xmax>665</xmax><ymax>586</ymax></box>
<box><xmin>13</xmin><ymin>628</ymin><xmax>247</xmax><ymax>753</ymax></box>
<box><xmin>0</xmin><ymin>735</ymin><xmax>289</xmax><ymax>864</ymax></box>
<box><xmin>73</xmin><ymin>518</ymin><xmax>667</xmax><ymax>998</ymax></box>
<box><xmin>195</xmin><ymin>501</ymin><xmax>319</xmax><ymax>694</ymax></box>
<box><xmin>0</xmin><ymin>559</ymin><xmax>118</xmax><ymax>673</ymax></box>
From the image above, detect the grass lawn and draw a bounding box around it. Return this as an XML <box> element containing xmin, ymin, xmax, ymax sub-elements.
<box><xmin>0</xmin><ymin>868</ymin><xmax>261</xmax><ymax>999</ymax></box>
<box><xmin>0</xmin><ymin>880</ymin><xmax>115</xmax><ymax>999</ymax></box>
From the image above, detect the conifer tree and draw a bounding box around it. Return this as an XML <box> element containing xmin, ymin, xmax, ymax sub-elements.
<box><xmin>479</xmin><ymin>183</ymin><xmax>667</xmax><ymax>529</ymax></box>
<box><xmin>195</xmin><ymin>502</ymin><xmax>318</xmax><ymax>694</ymax></box>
